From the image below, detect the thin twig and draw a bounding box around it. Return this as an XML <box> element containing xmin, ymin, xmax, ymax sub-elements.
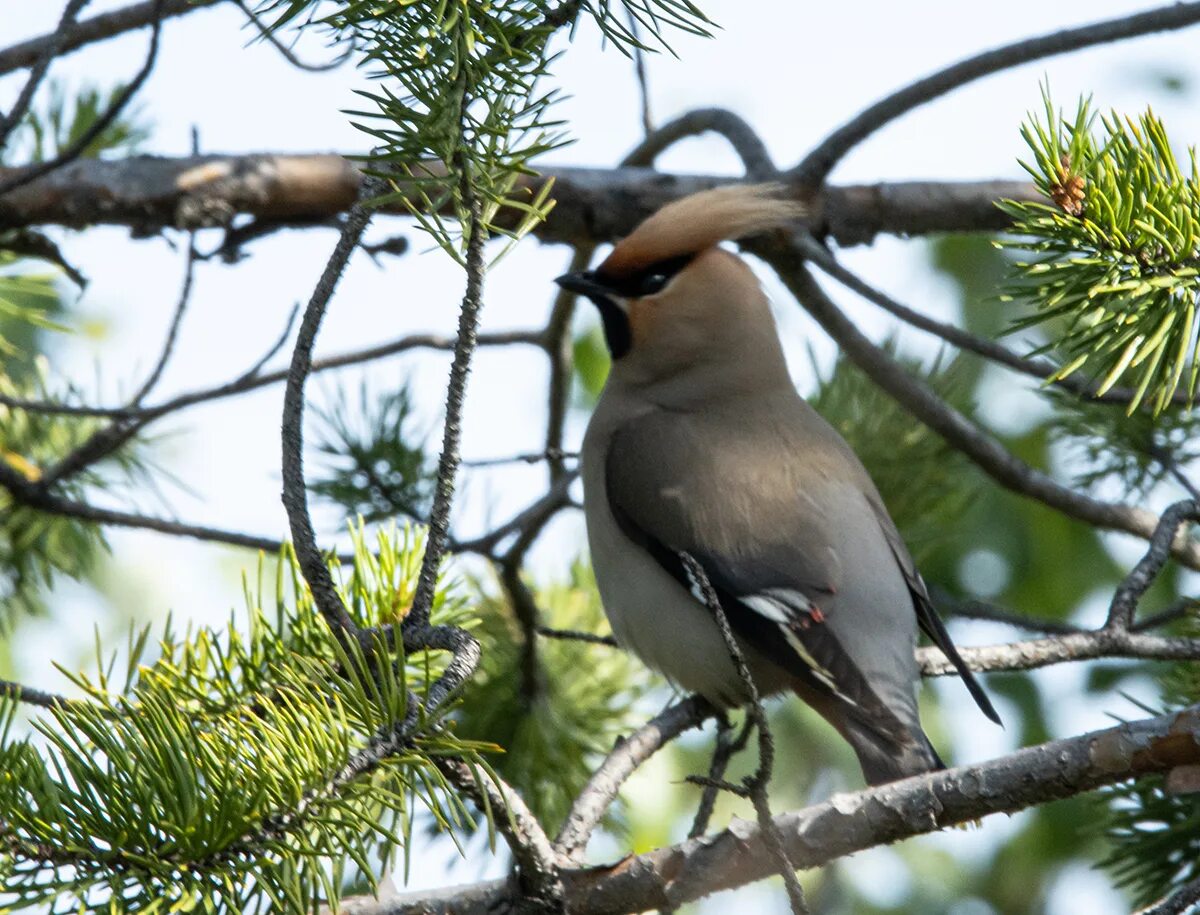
<box><xmin>543</xmin><ymin>247</ymin><xmax>592</xmax><ymax>482</ymax></box>
<box><xmin>687</xmin><ymin>714</ymin><xmax>752</xmax><ymax>839</ymax></box>
<box><xmin>0</xmin><ymin>329</ymin><xmax>542</xmax><ymax>419</ymax></box>
<box><xmin>1106</xmin><ymin>501</ymin><xmax>1200</xmax><ymax>631</ymax></box>
<box><xmin>237</xmin><ymin>301</ymin><xmax>301</xmax><ymax>382</ymax></box>
<box><xmin>535</xmin><ymin>626</ymin><xmax>617</xmax><ymax>647</ymax></box>
<box><xmin>678</xmin><ymin>551</ymin><xmax>809</xmax><ymax>915</ymax></box>
<box><xmin>454</xmin><ymin>472</ymin><xmax>578</xmax><ymax>556</ymax></box>
<box><xmin>0</xmin><ymin>678</ymin><xmax>72</xmax><ymax>709</ymax></box>
<box><xmin>463</xmin><ymin>449</ymin><xmax>578</xmax><ymax>469</ymax></box>
<box><xmin>0</xmin><ymin>0</ymin><xmax>92</xmax><ymax>153</ymax></box>
<box><xmin>625</xmin><ymin>9</ymin><xmax>653</xmax><ymax>137</ymax></box>
<box><xmin>280</xmin><ymin>180</ymin><xmax>384</xmax><ymax>638</ymax></box>
<box><xmin>928</xmin><ymin>589</ymin><xmax>1086</xmax><ymax>636</ymax></box>
<box><xmin>0</xmin><ymin>0</ymin><xmax>218</xmax><ymax>77</ymax></box>
<box><xmin>230</xmin><ymin>0</ymin><xmax>355</xmax><ymax>72</ymax></box>
<box><xmin>797</xmin><ymin>235</ymin><xmax>1187</xmax><ymax>409</ymax></box>
<box><xmin>792</xmin><ymin>1</ymin><xmax>1200</xmax><ymax>186</ymax></box>
<box><xmin>0</xmin><ymin>457</ymin><xmax>315</xmax><ymax>555</ymax></box>
<box><xmin>623</xmin><ymin>107</ymin><xmax>777</xmax><ymax>177</ymax></box>
<box><xmin>555</xmin><ymin>696</ymin><xmax>713</xmax><ymax>861</ymax></box>
<box><xmin>1132</xmin><ymin>597</ymin><xmax>1200</xmax><ymax>634</ymax></box>
<box><xmin>409</xmin><ymin>182</ymin><xmax>487</xmax><ymax>631</ymax></box>
<box><xmin>500</xmin><ymin>562</ymin><xmax>545</xmax><ymax>702</ymax></box>
<box><xmin>127</xmin><ymin>233</ymin><xmax>197</xmax><ymax>406</ymax></box>
<box><xmin>0</xmin><ymin>0</ymin><xmax>167</xmax><ymax>198</ymax></box>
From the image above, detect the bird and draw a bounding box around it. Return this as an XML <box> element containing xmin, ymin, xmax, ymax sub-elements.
<box><xmin>555</xmin><ymin>184</ymin><xmax>1000</xmax><ymax>786</ymax></box>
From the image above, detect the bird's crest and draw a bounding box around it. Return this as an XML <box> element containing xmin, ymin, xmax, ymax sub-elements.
<box><xmin>598</xmin><ymin>184</ymin><xmax>805</xmax><ymax>278</ymax></box>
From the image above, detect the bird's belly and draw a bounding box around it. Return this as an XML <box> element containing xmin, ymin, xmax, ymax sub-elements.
<box><xmin>585</xmin><ymin>495</ymin><xmax>786</xmax><ymax>706</ymax></box>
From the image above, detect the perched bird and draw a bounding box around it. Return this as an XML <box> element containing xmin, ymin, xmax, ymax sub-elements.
<box><xmin>557</xmin><ymin>185</ymin><xmax>999</xmax><ymax>786</ymax></box>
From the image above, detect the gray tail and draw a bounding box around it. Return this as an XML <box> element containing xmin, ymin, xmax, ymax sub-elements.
<box><xmin>844</xmin><ymin>721</ymin><xmax>944</xmax><ymax>786</ymax></box>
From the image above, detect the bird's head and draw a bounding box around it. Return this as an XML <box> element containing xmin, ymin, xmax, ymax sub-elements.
<box><xmin>555</xmin><ymin>184</ymin><xmax>803</xmax><ymax>395</ymax></box>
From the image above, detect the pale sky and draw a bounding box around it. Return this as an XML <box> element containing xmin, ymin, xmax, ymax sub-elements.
<box><xmin>4</xmin><ymin>2</ymin><xmax>1200</xmax><ymax>911</ymax></box>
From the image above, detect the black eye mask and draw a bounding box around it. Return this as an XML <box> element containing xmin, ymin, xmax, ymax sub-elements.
<box><xmin>555</xmin><ymin>254</ymin><xmax>695</xmax><ymax>360</ymax></box>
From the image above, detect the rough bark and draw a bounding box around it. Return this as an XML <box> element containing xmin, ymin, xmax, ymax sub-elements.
<box><xmin>0</xmin><ymin>152</ymin><xmax>1037</xmax><ymax>246</ymax></box>
<box><xmin>339</xmin><ymin>705</ymin><xmax>1200</xmax><ymax>915</ymax></box>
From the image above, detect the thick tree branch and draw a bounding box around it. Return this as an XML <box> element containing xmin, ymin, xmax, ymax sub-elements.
<box><xmin>0</xmin><ymin>152</ymin><xmax>1037</xmax><ymax>246</ymax></box>
<box><xmin>346</xmin><ymin>704</ymin><xmax>1200</xmax><ymax>915</ymax></box>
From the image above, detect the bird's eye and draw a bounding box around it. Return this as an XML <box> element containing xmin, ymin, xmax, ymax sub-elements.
<box><xmin>640</xmin><ymin>273</ymin><xmax>669</xmax><ymax>295</ymax></box>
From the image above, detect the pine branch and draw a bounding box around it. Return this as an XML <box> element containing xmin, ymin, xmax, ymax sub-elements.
<box><xmin>346</xmin><ymin>704</ymin><xmax>1200</xmax><ymax>915</ymax></box>
<box><xmin>1000</xmin><ymin>94</ymin><xmax>1200</xmax><ymax>413</ymax></box>
<box><xmin>0</xmin><ymin>152</ymin><xmax>1040</xmax><ymax>245</ymax></box>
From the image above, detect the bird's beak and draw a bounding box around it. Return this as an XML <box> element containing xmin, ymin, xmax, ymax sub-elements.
<box><xmin>555</xmin><ymin>271</ymin><xmax>616</xmax><ymax>300</ymax></box>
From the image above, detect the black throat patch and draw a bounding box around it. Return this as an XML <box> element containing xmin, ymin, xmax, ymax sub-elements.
<box><xmin>589</xmin><ymin>253</ymin><xmax>695</xmax><ymax>360</ymax></box>
<box><xmin>589</xmin><ymin>294</ymin><xmax>632</xmax><ymax>359</ymax></box>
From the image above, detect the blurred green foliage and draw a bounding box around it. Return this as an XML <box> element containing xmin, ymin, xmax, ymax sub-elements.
<box><xmin>809</xmin><ymin>343</ymin><xmax>978</xmax><ymax>561</ymax></box>
<box><xmin>311</xmin><ymin>382</ymin><xmax>436</xmax><ymax>524</ymax></box>
<box><xmin>17</xmin><ymin>80</ymin><xmax>151</xmax><ymax>163</ymax></box>
<box><xmin>456</xmin><ymin>561</ymin><xmax>647</xmax><ymax>833</ymax></box>
<box><xmin>0</xmin><ymin>524</ymin><xmax>490</xmax><ymax>914</ymax></box>
<box><xmin>0</xmin><ymin>363</ymin><xmax>153</xmax><ymax>621</ymax></box>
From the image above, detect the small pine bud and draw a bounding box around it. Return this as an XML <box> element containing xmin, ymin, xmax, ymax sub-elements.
<box><xmin>1049</xmin><ymin>155</ymin><xmax>1086</xmax><ymax>216</ymax></box>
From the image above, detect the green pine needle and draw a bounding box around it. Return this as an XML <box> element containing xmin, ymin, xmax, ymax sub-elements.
<box><xmin>0</xmin><ymin>522</ymin><xmax>488</xmax><ymax>913</ymax></box>
<box><xmin>998</xmin><ymin>88</ymin><xmax>1200</xmax><ymax>415</ymax></box>
<box><xmin>455</xmin><ymin>561</ymin><xmax>646</xmax><ymax>834</ymax></box>
<box><xmin>0</xmin><ymin>364</ymin><xmax>152</xmax><ymax>621</ymax></box>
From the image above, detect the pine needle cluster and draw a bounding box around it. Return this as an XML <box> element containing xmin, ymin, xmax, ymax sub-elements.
<box><xmin>999</xmin><ymin>90</ymin><xmax>1200</xmax><ymax>413</ymax></box>
<box><xmin>0</xmin><ymin>524</ymin><xmax>493</xmax><ymax>913</ymax></box>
